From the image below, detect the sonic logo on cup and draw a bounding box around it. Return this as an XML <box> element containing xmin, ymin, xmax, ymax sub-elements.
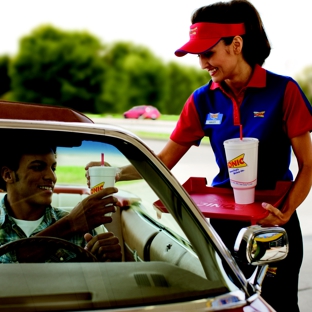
<box><xmin>227</xmin><ymin>153</ymin><xmax>247</xmax><ymax>168</ymax></box>
<box><xmin>91</xmin><ymin>181</ymin><xmax>105</xmax><ymax>194</ymax></box>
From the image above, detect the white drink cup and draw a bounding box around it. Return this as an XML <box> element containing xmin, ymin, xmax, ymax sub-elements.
<box><xmin>89</xmin><ymin>166</ymin><xmax>117</xmax><ymax>216</ymax></box>
<box><xmin>89</xmin><ymin>166</ymin><xmax>117</xmax><ymax>194</ymax></box>
<box><xmin>223</xmin><ymin>138</ymin><xmax>259</xmax><ymax>204</ymax></box>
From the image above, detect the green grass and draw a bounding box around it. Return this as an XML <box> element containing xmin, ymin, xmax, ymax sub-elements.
<box><xmin>56</xmin><ymin>166</ymin><xmax>86</xmax><ymax>184</ymax></box>
<box><xmin>86</xmin><ymin>113</ymin><xmax>179</xmax><ymax>122</ymax></box>
<box><xmin>86</xmin><ymin>113</ymin><xmax>122</xmax><ymax>119</ymax></box>
<box><xmin>134</xmin><ymin>131</ymin><xmax>171</xmax><ymax>140</ymax></box>
<box><xmin>158</xmin><ymin>114</ymin><xmax>179</xmax><ymax>121</ymax></box>
<box><xmin>132</xmin><ymin>131</ymin><xmax>209</xmax><ymax>144</ymax></box>
<box><xmin>85</xmin><ymin>114</ymin><xmax>210</xmax><ymax>144</ymax></box>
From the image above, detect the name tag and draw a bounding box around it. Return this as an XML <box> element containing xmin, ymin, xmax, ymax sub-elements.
<box><xmin>205</xmin><ymin>113</ymin><xmax>223</xmax><ymax>125</ymax></box>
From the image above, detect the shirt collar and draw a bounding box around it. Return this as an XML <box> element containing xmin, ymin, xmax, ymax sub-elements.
<box><xmin>0</xmin><ymin>195</ymin><xmax>10</xmax><ymax>226</ymax></box>
<box><xmin>210</xmin><ymin>64</ymin><xmax>266</xmax><ymax>90</ymax></box>
<box><xmin>0</xmin><ymin>195</ymin><xmax>56</xmax><ymax>229</ymax></box>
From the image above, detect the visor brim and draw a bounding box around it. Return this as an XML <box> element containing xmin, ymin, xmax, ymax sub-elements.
<box><xmin>174</xmin><ymin>38</ymin><xmax>221</xmax><ymax>57</ymax></box>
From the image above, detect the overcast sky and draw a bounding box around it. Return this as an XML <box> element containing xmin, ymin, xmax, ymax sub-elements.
<box><xmin>1</xmin><ymin>0</ymin><xmax>311</xmax><ymax>78</ymax></box>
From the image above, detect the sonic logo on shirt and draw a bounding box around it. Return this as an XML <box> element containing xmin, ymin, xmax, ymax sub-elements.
<box><xmin>253</xmin><ymin>111</ymin><xmax>265</xmax><ymax>118</ymax></box>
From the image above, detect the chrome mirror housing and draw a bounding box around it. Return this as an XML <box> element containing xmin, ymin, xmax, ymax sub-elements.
<box><xmin>234</xmin><ymin>225</ymin><xmax>289</xmax><ymax>265</ymax></box>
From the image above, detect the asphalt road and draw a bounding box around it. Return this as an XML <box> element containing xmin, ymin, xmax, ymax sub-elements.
<box><xmin>95</xmin><ymin>117</ymin><xmax>312</xmax><ymax>311</ymax></box>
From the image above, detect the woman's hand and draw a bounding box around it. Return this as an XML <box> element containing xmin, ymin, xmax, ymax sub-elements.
<box><xmin>85</xmin><ymin>161</ymin><xmax>120</xmax><ymax>188</ymax></box>
<box><xmin>257</xmin><ymin>202</ymin><xmax>290</xmax><ymax>227</ymax></box>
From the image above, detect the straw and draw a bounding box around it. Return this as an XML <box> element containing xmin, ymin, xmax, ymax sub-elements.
<box><xmin>101</xmin><ymin>153</ymin><xmax>104</xmax><ymax>166</ymax></box>
<box><xmin>240</xmin><ymin>124</ymin><xmax>243</xmax><ymax>140</ymax></box>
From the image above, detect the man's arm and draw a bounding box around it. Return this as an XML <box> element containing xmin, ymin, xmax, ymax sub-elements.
<box><xmin>36</xmin><ymin>187</ymin><xmax>119</xmax><ymax>238</ymax></box>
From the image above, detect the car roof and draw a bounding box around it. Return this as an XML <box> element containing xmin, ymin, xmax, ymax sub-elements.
<box><xmin>0</xmin><ymin>100</ymin><xmax>93</xmax><ymax>123</ymax></box>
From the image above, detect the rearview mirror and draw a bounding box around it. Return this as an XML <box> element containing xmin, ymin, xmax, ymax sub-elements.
<box><xmin>234</xmin><ymin>225</ymin><xmax>289</xmax><ymax>265</ymax></box>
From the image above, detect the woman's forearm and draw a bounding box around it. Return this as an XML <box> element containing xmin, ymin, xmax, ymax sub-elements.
<box><xmin>281</xmin><ymin>132</ymin><xmax>312</xmax><ymax>219</ymax></box>
<box><xmin>118</xmin><ymin>165</ymin><xmax>142</xmax><ymax>181</ymax></box>
<box><xmin>281</xmin><ymin>162</ymin><xmax>312</xmax><ymax>220</ymax></box>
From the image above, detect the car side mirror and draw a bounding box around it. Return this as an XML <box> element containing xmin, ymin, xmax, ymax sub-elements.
<box><xmin>234</xmin><ymin>225</ymin><xmax>289</xmax><ymax>266</ymax></box>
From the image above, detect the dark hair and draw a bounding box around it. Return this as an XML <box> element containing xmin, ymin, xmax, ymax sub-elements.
<box><xmin>191</xmin><ymin>0</ymin><xmax>271</xmax><ymax>67</ymax></box>
<box><xmin>0</xmin><ymin>141</ymin><xmax>56</xmax><ymax>191</ymax></box>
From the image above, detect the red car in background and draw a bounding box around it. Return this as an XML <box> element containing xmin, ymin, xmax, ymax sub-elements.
<box><xmin>123</xmin><ymin>105</ymin><xmax>161</xmax><ymax>120</ymax></box>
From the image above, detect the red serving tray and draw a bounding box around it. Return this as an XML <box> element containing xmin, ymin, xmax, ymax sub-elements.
<box><xmin>153</xmin><ymin>177</ymin><xmax>292</xmax><ymax>225</ymax></box>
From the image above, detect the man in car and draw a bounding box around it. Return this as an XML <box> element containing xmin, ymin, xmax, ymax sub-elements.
<box><xmin>0</xmin><ymin>141</ymin><xmax>122</xmax><ymax>263</ymax></box>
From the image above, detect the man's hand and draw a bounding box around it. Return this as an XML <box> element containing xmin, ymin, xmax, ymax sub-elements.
<box><xmin>84</xmin><ymin>232</ymin><xmax>122</xmax><ymax>262</ymax></box>
<box><xmin>35</xmin><ymin>187</ymin><xmax>121</xmax><ymax>239</ymax></box>
<box><xmin>257</xmin><ymin>202</ymin><xmax>290</xmax><ymax>226</ymax></box>
<box><xmin>68</xmin><ymin>187</ymin><xmax>119</xmax><ymax>234</ymax></box>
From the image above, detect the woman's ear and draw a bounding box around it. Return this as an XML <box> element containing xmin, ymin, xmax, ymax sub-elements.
<box><xmin>232</xmin><ymin>36</ymin><xmax>243</xmax><ymax>54</ymax></box>
<box><xmin>1</xmin><ymin>167</ymin><xmax>15</xmax><ymax>184</ymax></box>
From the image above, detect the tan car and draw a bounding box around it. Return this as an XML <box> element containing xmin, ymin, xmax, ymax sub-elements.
<box><xmin>0</xmin><ymin>100</ymin><xmax>287</xmax><ymax>312</ymax></box>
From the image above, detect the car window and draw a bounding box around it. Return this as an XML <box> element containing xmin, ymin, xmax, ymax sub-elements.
<box><xmin>57</xmin><ymin>139</ymin><xmax>186</xmax><ymax>239</ymax></box>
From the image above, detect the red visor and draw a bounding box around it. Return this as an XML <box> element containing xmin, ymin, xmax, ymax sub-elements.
<box><xmin>175</xmin><ymin>22</ymin><xmax>246</xmax><ymax>57</ymax></box>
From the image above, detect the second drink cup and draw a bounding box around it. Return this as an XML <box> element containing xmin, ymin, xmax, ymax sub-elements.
<box><xmin>223</xmin><ymin>137</ymin><xmax>259</xmax><ymax>204</ymax></box>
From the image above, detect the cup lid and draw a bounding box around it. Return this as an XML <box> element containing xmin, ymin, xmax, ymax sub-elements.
<box><xmin>224</xmin><ymin>137</ymin><xmax>259</xmax><ymax>143</ymax></box>
<box><xmin>89</xmin><ymin>166</ymin><xmax>117</xmax><ymax>175</ymax></box>
<box><xmin>223</xmin><ymin>137</ymin><xmax>259</xmax><ymax>148</ymax></box>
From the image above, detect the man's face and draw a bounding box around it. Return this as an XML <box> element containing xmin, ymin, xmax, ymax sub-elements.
<box><xmin>12</xmin><ymin>151</ymin><xmax>57</xmax><ymax>208</ymax></box>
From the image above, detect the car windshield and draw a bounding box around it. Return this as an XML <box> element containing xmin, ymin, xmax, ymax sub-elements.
<box><xmin>0</xmin><ymin>126</ymin><xmax>248</xmax><ymax>311</ymax></box>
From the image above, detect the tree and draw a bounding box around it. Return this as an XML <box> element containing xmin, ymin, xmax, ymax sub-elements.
<box><xmin>164</xmin><ymin>62</ymin><xmax>210</xmax><ymax>115</ymax></box>
<box><xmin>97</xmin><ymin>42</ymin><xmax>167</xmax><ymax>114</ymax></box>
<box><xmin>296</xmin><ymin>66</ymin><xmax>312</xmax><ymax>104</ymax></box>
<box><xmin>8</xmin><ymin>24</ymin><xmax>211</xmax><ymax>115</ymax></box>
<box><xmin>0</xmin><ymin>55</ymin><xmax>11</xmax><ymax>97</ymax></box>
<box><xmin>9</xmin><ymin>25</ymin><xmax>106</xmax><ymax>113</ymax></box>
